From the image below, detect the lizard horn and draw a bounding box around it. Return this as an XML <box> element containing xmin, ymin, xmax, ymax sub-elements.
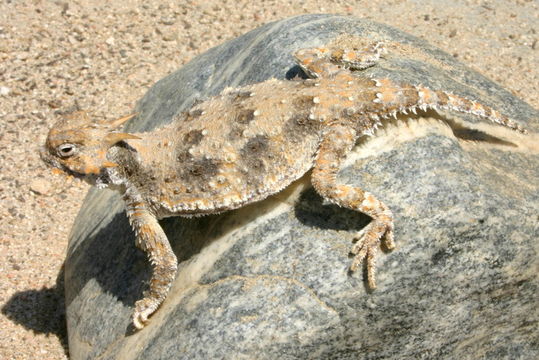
<box><xmin>104</xmin><ymin>132</ymin><xmax>141</xmax><ymax>146</ymax></box>
<box><xmin>105</xmin><ymin>113</ymin><xmax>138</xmax><ymax>129</ymax></box>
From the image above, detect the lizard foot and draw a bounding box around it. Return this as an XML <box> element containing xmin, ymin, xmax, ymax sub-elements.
<box><xmin>350</xmin><ymin>215</ymin><xmax>395</xmax><ymax>289</ymax></box>
<box><xmin>133</xmin><ymin>297</ymin><xmax>160</xmax><ymax>329</ymax></box>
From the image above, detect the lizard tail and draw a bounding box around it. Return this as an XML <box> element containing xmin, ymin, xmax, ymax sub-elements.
<box><xmin>409</xmin><ymin>85</ymin><xmax>527</xmax><ymax>134</ymax></box>
<box><xmin>370</xmin><ymin>78</ymin><xmax>526</xmax><ymax>134</ymax></box>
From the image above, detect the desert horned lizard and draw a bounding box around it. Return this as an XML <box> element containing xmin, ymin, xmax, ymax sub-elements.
<box><xmin>41</xmin><ymin>37</ymin><xmax>526</xmax><ymax>329</ymax></box>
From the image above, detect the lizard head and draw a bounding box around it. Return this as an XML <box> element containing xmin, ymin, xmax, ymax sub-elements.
<box><xmin>41</xmin><ymin>111</ymin><xmax>140</xmax><ymax>182</ymax></box>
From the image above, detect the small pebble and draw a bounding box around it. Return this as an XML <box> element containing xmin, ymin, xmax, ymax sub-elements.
<box><xmin>0</xmin><ymin>86</ymin><xmax>11</xmax><ymax>96</ymax></box>
<box><xmin>29</xmin><ymin>179</ymin><xmax>52</xmax><ymax>195</ymax></box>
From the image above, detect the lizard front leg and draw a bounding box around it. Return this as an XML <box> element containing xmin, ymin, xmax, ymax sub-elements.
<box><xmin>311</xmin><ymin>123</ymin><xmax>395</xmax><ymax>289</ymax></box>
<box><xmin>125</xmin><ymin>196</ymin><xmax>178</xmax><ymax>329</ymax></box>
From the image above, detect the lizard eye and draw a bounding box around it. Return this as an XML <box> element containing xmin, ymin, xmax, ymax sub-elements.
<box><xmin>57</xmin><ymin>143</ymin><xmax>77</xmax><ymax>158</ymax></box>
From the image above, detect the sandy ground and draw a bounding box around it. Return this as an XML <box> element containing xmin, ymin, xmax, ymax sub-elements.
<box><xmin>0</xmin><ymin>0</ymin><xmax>536</xmax><ymax>359</ymax></box>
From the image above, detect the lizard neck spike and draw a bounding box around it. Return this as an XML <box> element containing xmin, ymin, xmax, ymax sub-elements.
<box><xmin>101</xmin><ymin>113</ymin><xmax>141</xmax><ymax>147</ymax></box>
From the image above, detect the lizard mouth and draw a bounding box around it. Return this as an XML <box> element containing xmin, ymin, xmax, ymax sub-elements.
<box><xmin>60</xmin><ymin>167</ymin><xmax>88</xmax><ymax>180</ymax></box>
<box><xmin>39</xmin><ymin>146</ymin><xmax>61</xmax><ymax>169</ymax></box>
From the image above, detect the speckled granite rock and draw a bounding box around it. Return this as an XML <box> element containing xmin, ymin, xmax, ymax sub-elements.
<box><xmin>65</xmin><ymin>14</ymin><xmax>538</xmax><ymax>360</ymax></box>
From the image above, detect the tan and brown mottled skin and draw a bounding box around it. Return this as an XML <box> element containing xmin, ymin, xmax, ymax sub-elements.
<box><xmin>40</xmin><ymin>36</ymin><xmax>526</xmax><ymax>329</ymax></box>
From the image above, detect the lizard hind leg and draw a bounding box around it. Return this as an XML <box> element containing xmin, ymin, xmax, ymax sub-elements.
<box><xmin>294</xmin><ymin>38</ymin><xmax>386</xmax><ymax>79</ymax></box>
<box><xmin>330</xmin><ymin>39</ymin><xmax>386</xmax><ymax>70</ymax></box>
<box><xmin>311</xmin><ymin>124</ymin><xmax>395</xmax><ymax>289</ymax></box>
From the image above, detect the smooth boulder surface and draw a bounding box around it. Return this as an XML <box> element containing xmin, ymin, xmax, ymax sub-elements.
<box><xmin>66</xmin><ymin>14</ymin><xmax>538</xmax><ymax>360</ymax></box>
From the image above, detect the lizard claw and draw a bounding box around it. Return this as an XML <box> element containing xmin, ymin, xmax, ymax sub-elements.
<box><xmin>133</xmin><ymin>298</ymin><xmax>159</xmax><ymax>330</ymax></box>
<box><xmin>350</xmin><ymin>216</ymin><xmax>394</xmax><ymax>289</ymax></box>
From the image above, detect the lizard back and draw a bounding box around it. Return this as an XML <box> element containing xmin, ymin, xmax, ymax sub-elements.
<box><xmin>116</xmin><ymin>74</ymin><xmax>387</xmax><ymax>216</ymax></box>
<box><xmin>118</xmin><ymin>79</ymin><xmax>325</xmax><ymax>216</ymax></box>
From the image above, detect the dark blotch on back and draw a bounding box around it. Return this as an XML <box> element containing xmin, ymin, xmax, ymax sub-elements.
<box><xmin>284</xmin><ymin>113</ymin><xmax>321</xmax><ymax>143</ymax></box>
<box><xmin>242</xmin><ymin>135</ymin><xmax>269</xmax><ymax>154</ymax></box>
<box><xmin>235</xmin><ymin>109</ymin><xmax>256</xmax><ymax>124</ymax></box>
<box><xmin>227</xmin><ymin>107</ymin><xmax>257</xmax><ymax>140</ymax></box>
<box><xmin>176</xmin><ymin>150</ymin><xmax>191</xmax><ymax>163</ymax></box>
<box><xmin>228</xmin><ymin>126</ymin><xmax>244</xmax><ymax>140</ymax></box>
<box><xmin>189</xmin><ymin>158</ymin><xmax>219</xmax><ymax>177</ymax></box>
<box><xmin>180</xmin><ymin>157</ymin><xmax>221</xmax><ymax>181</ymax></box>
<box><xmin>282</xmin><ymin>93</ymin><xmax>320</xmax><ymax>142</ymax></box>
<box><xmin>174</xmin><ymin>108</ymin><xmax>204</xmax><ymax>123</ymax></box>
<box><xmin>292</xmin><ymin>95</ymin><xmax>315</xmax><ymax>111</ymax></box>
<box><xmin>183</xmin><ymin>129</ymin><xmax>204</xmax><ymax>145</ymax></box>
<box><xmin>240</xmin><ymin>135</ymin><xmax>271</xmax><ymax>181</ymax></box>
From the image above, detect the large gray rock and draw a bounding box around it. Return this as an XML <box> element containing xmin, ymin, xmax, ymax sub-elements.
<box><xmin>66</xmin><ymin>14</ymin><xmax>538</xmax><ymax>359</ymax></box>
